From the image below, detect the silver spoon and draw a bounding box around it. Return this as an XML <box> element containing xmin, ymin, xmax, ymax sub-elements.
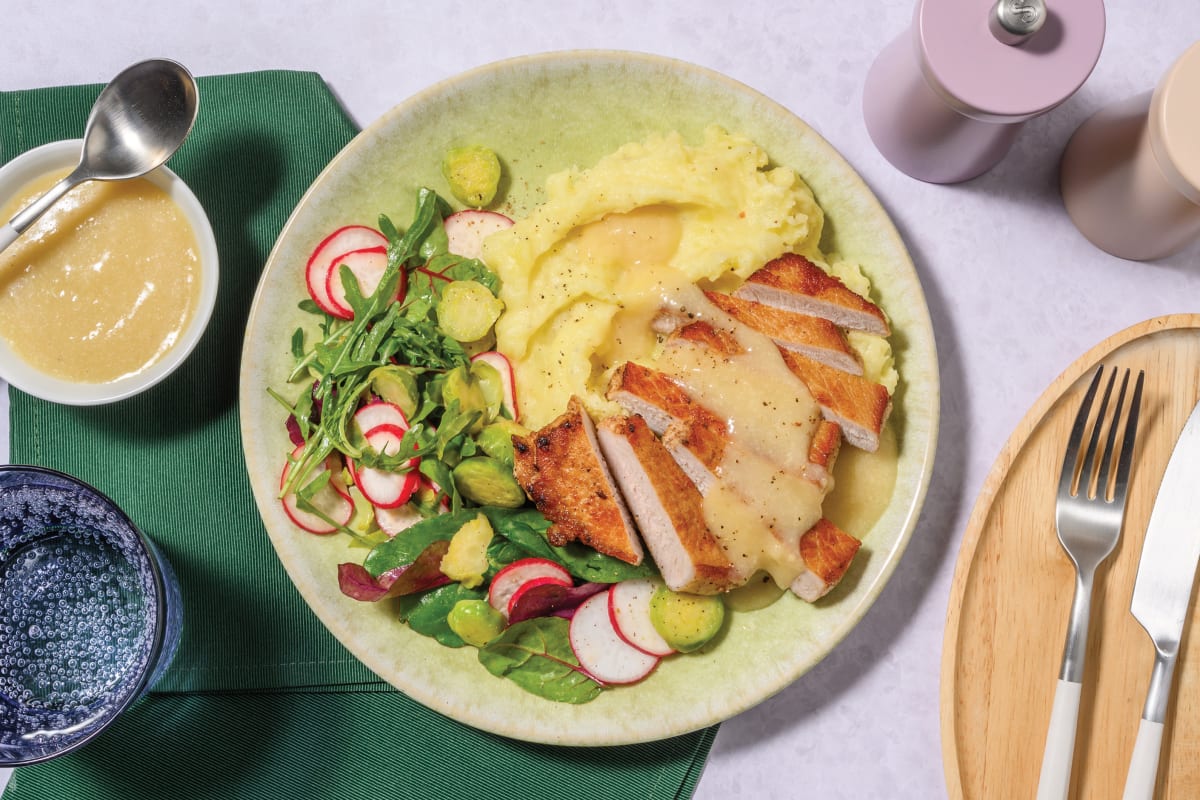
<box><xmin>0</xmin><ymin>58</ymin><xmax>199</xmax><ymax>254</ymax></box>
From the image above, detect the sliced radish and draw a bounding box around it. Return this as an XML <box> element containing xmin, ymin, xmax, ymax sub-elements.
<box><xmin>609</xmin><ymin>579</ymin><xmax>676</xmax><ymax>657</ymax></box>
<box><xmin>363</xmin><ymin>423</ymin><xmax>419</xmax><ymax>468</ymax></box>
<box><xmin>354</xmin><ymin>400</ymin><xmax>410</xmax><ymax>438</ymax></box>
<box><xmin>324</xmin><ymin>246</ymin><xmax>392</xmax><ymax>319</ymax></box>
<box><xmin>280</xmin><ymin>445</ymin><xmax>354</xmax><ymax>534</ymax></box>
<box><xmin>487</xmin><ymin>558</ymin><xmax>572</xmax><ymax>617</ymax></box>
<box><xmin>443</xmin><ymin>210</ymin><xmax>514</xmax><ymax>260</ymax></box>
<box><xmin>374</xmin><ymin>502</ymin><xmax>424</xmax><ymax>537</ymax></box>
<box><xmin>350</xmin><ymin>424</ymin><xmax>419</xmax><ymax>508</ymax></box>
<box><xmin>470</xmin><ymin>351</ymin><xmax>519</xmax><ymax>422</ymax></box>
<box><xmin>570</xmin><ymin>589</ymin><xmax>660</xmax><ymax>685</ymax></box>
<box><xmin>305</xmin><ymin>225</ymin><xmax>387</xmax><ymax>316</ymax></box>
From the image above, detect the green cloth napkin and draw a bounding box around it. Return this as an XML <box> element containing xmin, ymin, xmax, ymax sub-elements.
<box><xmin>0</xmin><ymin>70</ymin><xmax>716</xmax><ymax>799</ymax></box>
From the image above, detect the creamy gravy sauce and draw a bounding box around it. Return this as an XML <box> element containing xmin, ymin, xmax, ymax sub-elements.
<box><xmin>573</xmin><ymin>206</ymin><xmax>898</xmax><ymax>592</ymax></box>
<box><xmin>652</xmin><ymin>284</ymin><xmax>826</xmax><ymax>586</ymax></box>
<box><xmin>573</xmin><ymin>204</ymin><xmax>681</xmax><ymax>269</ymax></box>
<box><xmin>0</xmin><ymin>168</ymin><xmax>201</xmax><ymax>383</ymax></box>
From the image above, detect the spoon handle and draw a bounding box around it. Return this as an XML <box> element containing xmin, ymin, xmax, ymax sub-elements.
<box><xmin>0</xmin><ymin>173</ymin><xmax>81</xmax><ymax>256</ymax></box>
<box><xmin>0</xmin><ymin>223</ymin><xmax>20</xmax><ymax>254</ymax></box>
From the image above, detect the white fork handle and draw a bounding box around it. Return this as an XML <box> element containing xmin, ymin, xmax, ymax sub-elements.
<box><xmin>1037</xmin><ymin>679</ymin><xmax>1083</xmax><ymax>800</ymax></box>
<box><xmin>1122</xmin><ymin>719</ymin><xmax>1164</xmax><ymax>799</ymax></box>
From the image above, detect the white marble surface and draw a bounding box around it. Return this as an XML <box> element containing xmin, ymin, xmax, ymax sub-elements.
<box><xmin>2</xmin><ymin>1</ymin><xmax>1199</xmax><ymax>797</ymax></box>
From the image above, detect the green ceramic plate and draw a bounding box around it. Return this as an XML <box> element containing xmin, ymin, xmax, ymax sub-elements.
<box><xmin>240</xmin><ymin>51</ymin><xmax>939</xmax><ymax>745</ymax></box>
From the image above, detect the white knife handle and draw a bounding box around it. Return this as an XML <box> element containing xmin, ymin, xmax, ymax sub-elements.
<box><xmin>1037</xmin><ymin>678</ymin><xmax>1083</xmax><ymax>800</ymax></box>
<box><xmin>1122</xmin><ymin>718</ymin><xmax>1164</xmax><ymax>800</ymax></box>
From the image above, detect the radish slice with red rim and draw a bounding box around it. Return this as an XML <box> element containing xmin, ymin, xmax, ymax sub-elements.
<box><xmin>350</xmin><ymin>424</ymin><xmax>419</xmax><ymax>508</ymax></box>
<box><xmin>354</xmin><ymin>401</ymin><xmax>410</xmax><ymax>438</ymax></box>
<box><xmin>608</xmin><ymin>579</ymin><xmax>676</xmax><ymax>657</ymax></box>
<box><xmin>305</xmin><ymin>225</ymin><xmax>386</xmax><ymax>316</ymax></box>
<box><xmin>280</xmin><ymin>445</ymin><xmax>354</xmax><ymax>534</ymax></box>
<box><xmin>324</xmin><ymin>246</ymin><xmax>390</xmax><ymax>319</ymax></box>
<box><xmin>570</xmin><ymin>589</ymin><xmax>660</xmax><ymax>685</ymax></box>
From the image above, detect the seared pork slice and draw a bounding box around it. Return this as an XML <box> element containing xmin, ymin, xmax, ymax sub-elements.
<box><xmin>809</xmin><ymin>420</ymin><xmax>843</xmax><ymax>469</ymax></box>
<box><xmin>512</xmin><ymin>397</ymin><xmax>644</xmax><ymax>565</ymax></box>
<box><xmin>661</xmin><ymin>414</ymin><xmax>728</xmax><ymax>495</ymax></box>
<box><xmin>703</xmin><ymin>290</ymin><xmax>863</xmax><ymax>376</ymax></box>
<box><xmin>804</xmin><ymin>420</ymin><xmax>843</xmax><ymax>491</ymax></box>
<box><xmin>607</xmin><ymin>361</ymin><xmax>730</xmax><ymax>492</ymax></box>
<box><xmin>606</xmin><ymin>362</ymin><xmax>697</xmax><ymax>435</ymax></box>
<box><xmin>734</xmin><ymin>253</ymin><xmax>890</xmax><ymax>336</ymax></box>
<box><xmin>596</xmin><ymin>415</ymin><xmax>739</xmax><ymax>594</ymax></box>
<box><xmin>791</xmin><ymin>518</ymin><xmax>861</xmax><ymax>602</ymax></box>
<box><xmin>780</xmin><ymin>350</ymin><xmax>891</xmax><ymax>453</ymax></box>
<box><xmin>667</xmin><ymin>319</ymin><xmax>744</xmax><ymax>357</ymax></box>
<box><xmin>663</xmin><ymin>322</ymin><xmax>852</xmax><ymax>482</ymax></box>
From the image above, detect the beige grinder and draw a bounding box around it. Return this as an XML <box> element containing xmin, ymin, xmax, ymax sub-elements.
<box><xmin>1060</xmin><ymin>41</ymin><xmax>1200</xmax><ymax>261</ymax></box>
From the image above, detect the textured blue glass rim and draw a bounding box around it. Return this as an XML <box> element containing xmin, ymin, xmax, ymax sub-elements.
<box><xmin>0</xmin><ymin>464</ymin><xmax>170</xmax><ymax>767</ymax></box>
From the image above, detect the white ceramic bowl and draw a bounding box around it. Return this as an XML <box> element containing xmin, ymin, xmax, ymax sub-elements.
<box><xmin>0</xmin><ymin>139</ymin><xmax>218</xmax><ymax>405</ymax></box>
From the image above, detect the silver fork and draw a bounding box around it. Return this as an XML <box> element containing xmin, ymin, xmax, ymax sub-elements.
<box><xmin>1036</xmin><ymin>365</ymin><xmax>1145</xmax><ymax>800</ymax></box>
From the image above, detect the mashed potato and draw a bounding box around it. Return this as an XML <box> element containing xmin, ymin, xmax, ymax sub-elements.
<box><xmin>483</xmin><ymin>126</ymin><xmax>893</xmax><ymax>427</ymax></box>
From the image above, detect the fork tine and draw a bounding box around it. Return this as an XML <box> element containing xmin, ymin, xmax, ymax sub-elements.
<box><xmin>1111</xmin><ymin>369</ymin><xmax>1145</xmax><ymax>508</ymax></box>
<box><xmin>1095</xmin><ymin>369</ymin><xmax>1130</xmax><ymax>501</ymax></box>
<box><xmin>1059</xmin><ymin>365</ymin><xmax>1106</xmax><ymax>497</ymax></box>
<box><xmin>1080</xmin><ymin>367</ymin><xmax>1118</xmax><ymax>496</ymax></box>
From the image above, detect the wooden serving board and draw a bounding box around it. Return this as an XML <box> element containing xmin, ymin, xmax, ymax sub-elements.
<box><xmin>942</xmin><ymin>315</ymin><xmax>1200</xmax><ymax>800</ymax></box>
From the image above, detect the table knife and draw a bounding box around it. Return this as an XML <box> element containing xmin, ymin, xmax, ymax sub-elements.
<box><xmin>1122</xmin><ymin>395</ymin><xmax>1200</xmax><ymax>800</ymax></box>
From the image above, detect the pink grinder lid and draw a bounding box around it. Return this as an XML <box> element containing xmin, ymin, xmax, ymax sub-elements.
<box><xmin>917</xmin><ymin>0</ymin><xmax>1106</xmax><ymax>122</ymax></box>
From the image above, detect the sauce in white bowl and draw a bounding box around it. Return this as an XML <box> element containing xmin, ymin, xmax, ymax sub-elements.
<box><xmin>0</xmin><ymin>139</ymin><xmax>218</xmax><ymax>404</ymax></box>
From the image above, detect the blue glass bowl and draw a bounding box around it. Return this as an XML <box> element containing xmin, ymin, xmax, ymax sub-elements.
<box><xmin>0</xmin><ymin>465</ymin><xmax>180</xmax><ymax>766</ymax></box>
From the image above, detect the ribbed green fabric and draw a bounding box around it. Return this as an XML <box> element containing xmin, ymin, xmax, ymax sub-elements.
<box><xmin>1</xmin><ymin>71</ymin><xmax>715</xmax><ymax>799</ymax></box>
<box><xmin>4</xmin><ymin>692</ymin><xmax>718</xmax><ymax>799</ymax></box>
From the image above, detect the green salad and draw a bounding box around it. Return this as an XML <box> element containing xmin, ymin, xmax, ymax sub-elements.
<box><xmin>273</xmin><ymin>182</ymin><xmax>722</xmax><ymax>704</ymax></box>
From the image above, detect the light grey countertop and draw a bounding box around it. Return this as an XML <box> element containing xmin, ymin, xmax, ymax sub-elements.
<box><xmin>2</xmin><ymin>1</ymin><xmax>1199</xmax><ymax>797</ymax></box>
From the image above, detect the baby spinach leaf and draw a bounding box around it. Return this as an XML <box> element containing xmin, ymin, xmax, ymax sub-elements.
<box><xmin>363</xmin><ymin>510</ymin><xmax>477</xmax><ymax>576</ymax></box>
<box><xmin>478</xmin><ymin>617</ymin><xmax>601</xmax><ymax>704</ymax></box>
<box><xmin>479</xmin><ymin>507</ymin><xmax>656</xmax><ymax>583</ymax></box>
<box><xmin>397</xmin><ymin>582</ymin><xmax>485</xmax><ymax>647</ymax></box>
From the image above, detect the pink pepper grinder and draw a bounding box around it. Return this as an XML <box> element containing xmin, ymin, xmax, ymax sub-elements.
<box><xmin>863</xmin><ymin>0</ymin><xmax>1106</xmax><ymax>184</ymax></box>
<box><xmin>1060</xmin><ymin>41</ymin><xmax>1200</xmax><ymax>261</ymax></box>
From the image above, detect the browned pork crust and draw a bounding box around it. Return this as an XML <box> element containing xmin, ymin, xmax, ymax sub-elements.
<box><xmin>791</xmin><ymin>518</ymin><xmax>861</xmax><ymax>602</ymax></box>
<box><xmin>734</xmin><ymin>253</ymin><xmax>890</xmax><ymax>336</ymax></box>
<box><xmin>779</xmin><ymin>350</ymin><xmax>891</xmax><ymax>453</ymax></box>
<box><xmin>595</xmin><ymin>414</ymin><xmax>739</xmax><ymax>594</ymax></box>
<box><xmin>512</xmin><ymin>397</ymin><xmax>644</xmax><ymax>565</ymax></box>
<box><xmin>703</xmin><ymin>289</ymin><xmax>863</xmax><ymax>375</ymax></box>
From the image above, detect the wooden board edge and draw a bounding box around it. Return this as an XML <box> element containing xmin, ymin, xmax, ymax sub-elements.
<box><xmin>938</xmin><ymin>313</ymin><xmax>1200</xmax><ymax>799</ymax></box>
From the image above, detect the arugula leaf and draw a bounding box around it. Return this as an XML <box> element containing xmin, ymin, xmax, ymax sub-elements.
<box><xmin>290</xmin><ymin>328</ymin><xmax>306</xmax><ymax>360</ymax></box>
<box><xmin>478</xmin><ymin>617</ymin><xmax>602</xmax><ymax>704</ymax></box>
<box><xmin>298</xmin><ymin>298</ymin><xmax>325</xmax><ymax>316</ymax></box>
<box><xmin>280</xmin><ymin>189</ymin><xmax>471</xmax><ymax>493</ymax></box>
